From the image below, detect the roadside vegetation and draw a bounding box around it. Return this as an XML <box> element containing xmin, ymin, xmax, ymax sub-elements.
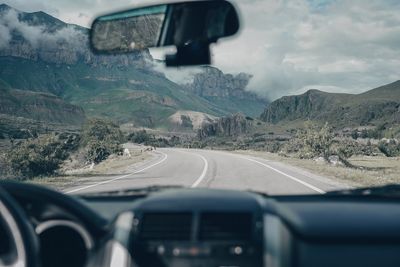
<box><xmin>1</xmin><ymin>133</ymin><xmax>80</xmax><ymax>179</ymax></box>
<box><xmin>126</xmin><ymin>129</ymin><xmax>182</xmax><ymax>147</ymax></box>
<box><xmin>0</xmin><ymin>117</ymin><xmax>191</xmax><ymax>183</ymax></box>
<box><xmin>0</xmin><ymin>119</ymin><xmax>137</xmax><ymax>181</ymax></box>
<box><xmin>81</xmin><ymin>118</ymin><xmax>124</xmax><ymax>164</ymax></box>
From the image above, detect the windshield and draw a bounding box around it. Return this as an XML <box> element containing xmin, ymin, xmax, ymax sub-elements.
<box><xmin>0</xmin><ymin>0</ymin><xmax>399</xmax><ymax>196</ymax></box>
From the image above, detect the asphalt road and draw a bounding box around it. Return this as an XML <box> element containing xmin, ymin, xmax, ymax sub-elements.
<box><xmin>64</xmin><ymin>148</ymin><xmax>347</xmax><ymax>195</ymax></box>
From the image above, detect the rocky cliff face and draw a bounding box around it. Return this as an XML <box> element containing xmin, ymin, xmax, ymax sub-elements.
<box><xmin>186</xmin><ymin>66</ymin><xmax>255</xmax><ymax>99</ymax></box>
<box><xmin>260</xmin><ymin>81</ymin><xmax>400</xmax><ymax>127</ymax></box>
<box><xmin>260</xmin><ymin>89</ymin><xmax>338</xmax><ymax>123</ymax></box>
<box><xmin>168</xmin><ymin>111</ymin><xmax>217</xmax><ymax>131</ymax></box>
<box><xmin>197</xmin><ymin>113</ymin><xmax>250</xmax><ymax>139</ymax></box>
<box><xmin>184</xmin><ymin>66</ymin><xmax>268</xmax><ymax>117</ymax></box>
<box><xmin>0</xmin><ymin>4</ymin><xmax>152</xmax><ymax>68</ymax></box>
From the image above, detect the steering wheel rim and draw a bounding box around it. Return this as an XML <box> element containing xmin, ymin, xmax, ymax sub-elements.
<box><xmin>0</xmin><ymin>186</ymin><xmax>39</xmax><ymax>267</ymax></box>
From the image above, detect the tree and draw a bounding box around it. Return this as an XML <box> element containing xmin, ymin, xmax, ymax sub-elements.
<box><xmin>351</xmin><ymin>130</ymin><xmax>358</xmax><ymax>140</ymax></box>
<box><xmin>81</xmin><ymin>118</ymin><xmax>123</xmax><ymax>145</ymax></box>
<box><xmin>81</xmin><ymin>119</ymin><xmax>123</xmax><ymax>164</ymax></box>
<box><xmin>297</xmin><ymin>122</ymin><xmax>335</xmax><ymax>160</ymax></box>
<box><xmin>128</xmin><ymin>130</ymin><xmax>154</xmax><ymax>144</ymax></box>
<box><xmin>378</xmin><ymin>139</ymin><xmax>400</xmax><ymax>157</ymax></box>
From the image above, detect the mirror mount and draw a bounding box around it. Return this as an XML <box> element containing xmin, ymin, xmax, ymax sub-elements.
<box><xmin>165</xmin><ymin>41</ymin><xmax>210</xmax><ymax>66</ymax></box>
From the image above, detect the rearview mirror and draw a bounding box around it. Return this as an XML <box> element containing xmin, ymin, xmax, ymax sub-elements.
<box><xmin>90</xmin><ymin>0</ymin><xmax>240</xmax><ymax>66</ymax></box>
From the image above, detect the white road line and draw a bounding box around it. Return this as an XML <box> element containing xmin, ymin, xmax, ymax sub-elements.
<box><xmin>64</xmin><ymin>152</ymin><xmax>168</xmax><ymax>194</ymax></box>
<box><xmin>245</xmin><ymin>157</ymin><xmax>326</xmax><ymax>194</ymax></box>
<box><xmin>190</xmin><ymin>154</ymin><xmax>208</xmax><ymax>188</ymax></box>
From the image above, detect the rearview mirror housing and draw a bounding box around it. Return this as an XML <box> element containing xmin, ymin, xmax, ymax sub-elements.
<box><xmin>90</xmin><ymin>0</ymin><xmax>240</xmax><ymax>66</ymax></box>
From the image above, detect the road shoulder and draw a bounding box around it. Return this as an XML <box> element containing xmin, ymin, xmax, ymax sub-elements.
<box><xmin>234</xmin><ymin>150</ymin><xmax>396</xmax><ymax>188</ymax></box>
<box><xmin>28</xmin><ymin>146</ymin><xmax>155</xmax><ymax>191</ymax></box>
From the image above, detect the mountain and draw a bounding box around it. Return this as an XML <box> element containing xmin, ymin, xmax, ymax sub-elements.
<box><xmin>0</xmin><ymin>4</ymin><xmax>264</xmax><ymax>129</ymax></box>
<box><xmin>184</xmin><ymin>66</ymin><xmax>268</xmax><ymax>117</ymax></box>
<box><xmin>260</xmin><ymin>80</ymin><xmax>400</xmax><ymax>127</ymax></box>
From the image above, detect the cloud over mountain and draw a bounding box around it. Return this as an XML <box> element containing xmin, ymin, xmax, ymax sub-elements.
<box><xmin>0</xmin><ymin>7</ymin><xmax>85</xmax><ymax>50</ymax></box>
<box><xmin>212</xmin><ymin>0</ymin><xmax>400</xmax><ymax>99</ymax></box>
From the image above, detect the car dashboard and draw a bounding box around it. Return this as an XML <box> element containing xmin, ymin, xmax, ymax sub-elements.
<box><xmin>2</xmin><ymin>182</ymin><xmax>400</xmax><ymax>267</ymax></box>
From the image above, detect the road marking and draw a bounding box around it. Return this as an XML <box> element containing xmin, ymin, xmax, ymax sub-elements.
<box><xmin>190</xmin><ymin>154</ymin><xmax>208</xmax><ymax>188</ymax></box>
<box><xmin>245</xmin><ymin>157</ymin><xmax>326</xmax><ymax>194</ymax></box>
<box><xmin>64</xmin><ymin>151</ymin><xmax>168</xmax><ymax>194</ymax></box>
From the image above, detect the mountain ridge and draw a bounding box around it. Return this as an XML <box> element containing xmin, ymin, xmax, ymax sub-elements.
<box><xmin>260</xmin><ymin>80</ymin><xmax>400</xmax><ymax>127</ymax></box>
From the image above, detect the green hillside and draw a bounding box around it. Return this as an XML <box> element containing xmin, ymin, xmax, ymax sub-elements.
<box><xmin>0</xmin><ymin>57</ymin><xmax>228</xmax><ymax>127</ymax></box>
<box><xmin>0</xmin><ymin>79</ymin><xmax>85</xmax><ymax>125</ymax></box>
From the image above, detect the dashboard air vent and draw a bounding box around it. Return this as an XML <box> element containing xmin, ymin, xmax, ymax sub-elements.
<box><xmin>199</xmin><ymin>212</ymin><xmax>253</xmax><ymax>241</ymax></box>
<box><xmin>139</xmin><ymin>212</ymin><xmax>193</xmax><ymax>241</ymax></box>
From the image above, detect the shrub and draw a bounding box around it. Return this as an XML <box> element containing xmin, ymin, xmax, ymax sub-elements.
<box><xmin>81</xmin><ymin>119</ymin><xmax>123</xmax><ymax>145</ymax></box>
<box><xmin>169</xmin><ymin>136</ymin><xmax>181</xmax><ymax>146</ymax></box>
<box><xmin>378</xmin><ymin>139</ymin><xmax>400</xmax><ymax>157</ymax></box>
<box><xmin>0</xmin><ymin>153</ymin><xmax>11</xmax><ymax>179</ymax></box>
<box><xmin>81</xmin><ymin>119</ymin><xmax>123</xmax><ymax>164</ymax></box>
<box><xmin>128</xmin><ymin>130</ymin><xmax>154</xmax><ymax>144</ymax></box>
<box><xmin>265</xmin><ymin>141</ymin><xmax>281</xmax><ymax>153</ymax></box>
<box><xmin>7</xmin><ymin>134</ymin><xmax>69</xmax><ymax>178</ymax></box>
<box><xmin>332</xmin><ymin>139</ymin><xmax>358</xmax><ymax>159</ymax></box>
<box><xmin>356</xmin><ymin>126</ymin><xmax>385</xmax><ymax>140</ymax></box>
<box><xmin>281</xmin><ymin>137</ymin><xmax>303</xmax><ymax>155</ymax></box>
<box><xmin>351</xmin><ymin>130</ymin><xmax>358</xmax><ymax>140</ymax></box>
<box><xmin>85</xmin><ymin>141</ymin><xmax>112</xmax><ymax>164</ymax></box>
<box><xmin>296</xmin><ymin>122</ymin><xmax>334</xmax><ymax>159</ymax></box>
<box><xmin>358</xmin><ymin>140</ymin><xmax>377</xmax><ymax>156</ymax></box>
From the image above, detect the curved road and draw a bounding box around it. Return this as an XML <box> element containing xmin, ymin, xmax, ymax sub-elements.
<box><xmin>65</xmin><ymin>148</ymin><xmax>347</xmax><ymax>195</ymax></box>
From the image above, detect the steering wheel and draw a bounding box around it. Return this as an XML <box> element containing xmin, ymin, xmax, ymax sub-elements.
<box><xmin>0</xmin><ymin>186</ymin><xmax>40</xmax><ymax>267</ymax></box>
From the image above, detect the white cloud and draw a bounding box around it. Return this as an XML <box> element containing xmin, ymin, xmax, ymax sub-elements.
<box><xmin>212</xmin><ymin>0</ymin><xmax>400</xmax><ymax>99</ymax></box>
<box><xmin>1</xmin><ymin>9</ymin><xmax>43</xmax><ymax>48</ymax></box>
<box><xmin>0</xmin><ymin>8</ymin><xmax>86</xmax><ymax>50</ymax></box>
<box><xmin>0</xmin><ymin>23</ymin><xmax>11</xmax><ymax>48</ymax></box>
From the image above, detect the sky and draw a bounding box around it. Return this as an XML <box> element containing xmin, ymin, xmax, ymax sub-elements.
<box><xmin>2</xmin><ymin>0</ymin><xmax>400</xmax><ymax>100</ymax></box>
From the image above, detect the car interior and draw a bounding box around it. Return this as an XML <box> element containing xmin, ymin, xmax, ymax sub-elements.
<box><xmin>1</xmin><ymin>0</ymin><xmax>400</xmax><ymax>267</ymax></box>
<box><xmin>2</xmin><ymin>181</ymin><xmax>400</xmax><ymax>267</ymax></box>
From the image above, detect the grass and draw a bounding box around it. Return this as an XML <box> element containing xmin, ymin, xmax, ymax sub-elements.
<box><xmin>237</xmin><ymin>150</ymin><xmax>400</xmax><ymax>187</ymax></box>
